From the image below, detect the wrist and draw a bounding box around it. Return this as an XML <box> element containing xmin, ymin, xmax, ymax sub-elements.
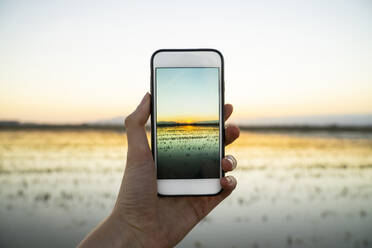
<box><xmin>78</xmin><ymin>211</ymin><xmax>143</xmax><ymax>248</ymax></box>
<box><xmin>106</xmin><ymin>211</ymin><xmax>144</xmax><ymax>248</ymax></box>
<box><xmin>110</xmin><ymin>208</ymin><xmax>170</xmax><ymax>248</ymax></box>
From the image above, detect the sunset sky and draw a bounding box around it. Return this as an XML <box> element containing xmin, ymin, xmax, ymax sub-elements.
<box><xmin>156</xmin><ymin>68</ymin><xmax>219</xmax><ymax>123</ymax></box>
<box><xmin>0</xmin><ymin>0</ymin><xmax>371</xmax><ymax>124</ymax></box>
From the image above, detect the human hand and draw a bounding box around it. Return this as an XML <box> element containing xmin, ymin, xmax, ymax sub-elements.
<box><xmin>79</xmin><ymin>92</ymin><xmax>240</xmax><ymax>248</ymax></box>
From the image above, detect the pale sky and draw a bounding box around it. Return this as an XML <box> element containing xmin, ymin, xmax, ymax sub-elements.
<box><xmin>156</xmin><ymin>68</ymin><xmax>219</xmax><ymax>123</ymax></box>
<box><xmin>0</xmin><ymin>0</ymin><xmax>371</xmax><ymax>124</ymax></box>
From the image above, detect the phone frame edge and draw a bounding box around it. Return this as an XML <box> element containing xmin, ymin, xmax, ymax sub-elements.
<box><xmin>150</xmin><ymin>48</ymin><xmax>225</xmax><ymax>197</ymax></box>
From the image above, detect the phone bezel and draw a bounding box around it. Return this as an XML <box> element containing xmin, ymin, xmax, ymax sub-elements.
<box><xmin>150</xmin><ymin>49</ymin><xmax>225</xmax><ymax>196</ymax></box>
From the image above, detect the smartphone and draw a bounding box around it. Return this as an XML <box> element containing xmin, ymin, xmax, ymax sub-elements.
<box><xmin>150</xmin><ymin>49</ymin><xmax>225</xmax><ymax>196</ymax></box>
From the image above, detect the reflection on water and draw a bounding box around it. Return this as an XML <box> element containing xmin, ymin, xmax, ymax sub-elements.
<box><xmin>0</xmin><ymin>130</ymin><xmax>372</xmax><ymax>247</ymax></box>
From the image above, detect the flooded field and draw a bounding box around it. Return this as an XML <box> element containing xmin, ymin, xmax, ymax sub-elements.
<box><xmin>157</xmin><ymin>125</ymin><xmax>219</xmax><ymax>179</ymax></box>
<box><xmin>0</xmin><ymin>130</ymin><xmax>372</xmax><ymax>247</ymax></box>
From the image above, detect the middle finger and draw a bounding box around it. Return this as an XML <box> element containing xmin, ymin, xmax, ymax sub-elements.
<box><xmin>222</xmin><ymin>154</ymin><xmax>237</xmax><ymax>172</ymax></box>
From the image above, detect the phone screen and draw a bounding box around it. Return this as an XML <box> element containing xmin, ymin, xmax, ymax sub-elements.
<box><xmin>155</xmin><ymin>67</ymin><xmax>221</xmax><ymax>179</ymax></box>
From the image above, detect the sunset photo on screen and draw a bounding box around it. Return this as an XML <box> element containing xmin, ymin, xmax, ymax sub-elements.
<box><xmin>156</xmin><ymin>67</ymin><xmax>221</xmax><ymax>179</ymax></box>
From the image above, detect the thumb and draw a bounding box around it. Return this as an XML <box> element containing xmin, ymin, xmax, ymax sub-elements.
<box><xmin>125</xmin><ymin>92</ymin><xmax>152</xmax><ymax>164</ymax></box>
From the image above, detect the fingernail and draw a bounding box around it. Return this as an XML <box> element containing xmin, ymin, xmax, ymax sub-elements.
<box><xmin>225</xmin><ymin>176</ymin><xmax>233</xmax><ymax>185</ymax></box>
<box><xmin>225</xmin><ymin>155</ymin><xmax>237</xmax><ymax>170</ymax></box>
<box><xmin>138</xmin><ymin>92</ymin><xmax>149</xmax><ymax>106</ymax></box>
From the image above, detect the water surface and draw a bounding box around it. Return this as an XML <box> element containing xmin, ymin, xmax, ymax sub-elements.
<box><xmin>0</xmin><ymin>130</ymin><xmax>371</xmax><ymax>247</ymax></box>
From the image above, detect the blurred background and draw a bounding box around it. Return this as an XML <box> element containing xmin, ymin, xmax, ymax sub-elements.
<box><xmin>0</xmin><ymin>0</ymin><xmax>371</xmax><ymax>247</ymax></box>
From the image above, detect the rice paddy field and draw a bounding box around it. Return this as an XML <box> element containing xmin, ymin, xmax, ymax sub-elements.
<box><xmin>0</xmin><ymin>129</ymin><xmax>372</xmax><ymax>247</ymax></box>
<box><xmin>157</xmin><ymin>125</ymin><xmax>220</xmax><ymax>179</ymax></box>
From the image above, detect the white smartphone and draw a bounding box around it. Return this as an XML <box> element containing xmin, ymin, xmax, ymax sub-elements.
<box><xmin>150</xmin><ymin>49</ymin><xmax>225</xmax><ymax>196</ymax></box>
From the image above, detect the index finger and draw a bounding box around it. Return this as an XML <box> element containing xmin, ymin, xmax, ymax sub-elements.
<box><xmin>224</xmin><ymin>104</ymin><xmax>233</xmax><ymax>122</ymax></box>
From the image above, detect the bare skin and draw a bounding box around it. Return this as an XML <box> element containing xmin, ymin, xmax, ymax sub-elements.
<box><xmin>78</xmin><ymin>93</ymin><xmax>240</xmax><ymax>248</ymax></box>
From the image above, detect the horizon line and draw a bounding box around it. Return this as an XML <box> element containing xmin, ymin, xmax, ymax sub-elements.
<box><xmin>1</xmin><ymin>122</ymin><xmax>372</xmax><ymax>132</ymax></box>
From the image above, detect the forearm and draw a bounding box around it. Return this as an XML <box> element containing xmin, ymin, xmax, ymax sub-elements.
<box><xmin>78</xmin><ymin>212</ymin><xmax>142</xmax><ymax>248</ymax></box>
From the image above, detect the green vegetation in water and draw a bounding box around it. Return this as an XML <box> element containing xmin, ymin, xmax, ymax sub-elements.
<box><xmin>156</xmin><ymin>125</ymin><xmax>220</xmax><ymax>179</ymax></box>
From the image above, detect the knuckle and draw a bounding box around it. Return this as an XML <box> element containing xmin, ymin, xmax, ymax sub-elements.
<box><xmin>124</xmin><ymin>114</ymin><xmax>136</xmax><ymax>127</ymax></box>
